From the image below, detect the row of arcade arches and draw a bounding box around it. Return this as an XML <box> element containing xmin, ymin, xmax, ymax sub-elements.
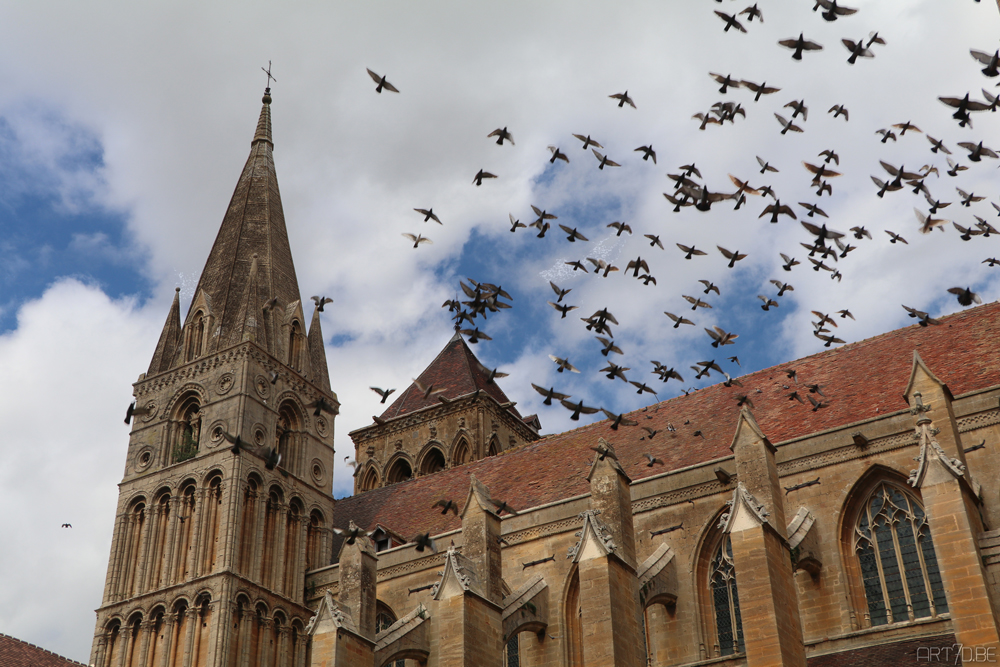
<box><xmin>358</xmin><ymin>434</ymin><xmax>502</xmax><ymax>492</ymax></box>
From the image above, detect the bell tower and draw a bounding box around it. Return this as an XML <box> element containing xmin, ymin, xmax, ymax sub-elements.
<box><xmin>90</xmin><ymin>89</ymin><xmax>338</xmax><ymax>667</ymax></box>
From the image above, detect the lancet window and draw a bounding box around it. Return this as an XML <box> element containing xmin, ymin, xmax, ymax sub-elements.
<box><xmin>854</xmin><ymin>482</ymin><xmax>948</xmax><ymax>626</ymax></box>
<box><xmin>710</xmin><ymin>536</ymin><xmax>744</xmax><ymax>657</ymax></box>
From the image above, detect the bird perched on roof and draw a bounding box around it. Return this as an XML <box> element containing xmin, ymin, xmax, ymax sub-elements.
<box><xmin>948</xmin><ymin>287</ymin><xmax>982</xmax><ymax>306</ymax></box>
<box><xmin>779</xmin><ymin>33</ymin><xmax>823</xmax><ymax>60</ymax></box>
<box><xmin>609</xmin><ymin>91</ymin><xmax>636</xmax><ymax>108</ymax></box>
<box><xmin>634</xmin><ymin>145</ymin><xmax>656</xmax><ymax>163</ymax></box>
<box><xmin>366</xmin><ymin>68</ymin><xmax>399</xmax><ymax>93</ymax></box>
<box><xmin>592</xmin><ymin>149</ymin><xmax>620</xmax><ymax>170</ymax></box>
<box><xmin>487</xmin><ymin>127</ymin><xmax>514</xmax><ymax>146</ymax></box>
<box><xmin>714</xmin><ymin>11</ymin><xmax>747</xmax><ymax>32</ymax></box>
<box><xmin>774</xmin><ymin>114</ymin><xmax>804</xmax><ymax>135</ymax></box>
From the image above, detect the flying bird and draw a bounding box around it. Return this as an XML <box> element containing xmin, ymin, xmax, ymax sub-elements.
<box><xmin>549</xmin><ymin>355</ymin><xmax>580</xmax><ymax>373</ymax></box>
<box><xmin>778</xmin><ymin>33</ymin><xmax>823</xmax><ymax>60</ymax></box>
<box><xmin>842</xmin><ymin>38</ymin><xmax>874</xmax><ymax>64</ymax></box>
<box><xmin>815</xmin><ymin>0</ymin><xmax>857</xmax><ymax>21</ymax></box>
<box><xmin>717</xmin><ymin>246</ymin><xmax>747</xmax><ymax>268</ymax></box>
<box><xmin>572</xmin><ymin>134</ymin><xmax>603</xmax><ymax>150</ymax></box>
<box><xmin>592</xmin><ymin>149</ymin><xmax>621</xmax><ymax>170</ymax></box>
<box><xmin>547</xmin><ymin>146</ymin><xmax>570</xmax><ymax>163</ymax></box>
<box><xmin>664</xmin><ymin>311</ymin><xmax>695</xmax><ymax>328</ymax></box>
<box><xmin>743</xmin><ymin>80</ymin><xmax>781</xmax><ymax>102</ymax></box>
<box><xmin>370</xmin><ymin>387</ymin><xmax>396</xmax><ymax>403</ymax></box>
<box><xmin>609</xmin><ymin>91</ymin><xmax>636</xmax><ymax>108</ymax></box>
<box><xmin>508</xmin><ymin>213</ymin><xmax>526</xmax><ymax>232</ymax></box>
<box><xmin>948</xmin><ymin>287</ymin><xmax>982</xmax><ymax>306</ymax></box>
<box><xmin>472</xmin><ymin>169</ymin><xmax>497</xmax><ymax>186</ymax></box>
<box><xmin>560</xmin><ymin>399</ymin><xmax>600</xmax><ymax>421</ymax></box>
<box><xmin>714</xmin><ymin>11</ymin><xmax>747</xmax><ymax>33</ymax></box>
<box><xmin>634</xmin><ymin>145</ymin><xmax>657</xmax><ymax>163</ymax></box>
<box><xmin>828</xmin><ymin>104</ymin><xmax>849</xmax><ymax>120</ymax></box>
<box><xmin>310</xmin><ymin>296</ymin><xmax>333</xmax><ymax>312</ymax></box>
<box><xmin>774</xmin><ymin>113</ymin><xmax>804</xmax><ymax>135</ymax></box>
<box><xmin>531</xmin><ymin>383</ymin><xmax>570</xmax><ymax>406</ymax></box>
<box><xmin>366</xmin><ymin>68</ymin><xmax>399</xmax><ymax>93</ymax></box>
<box><xmin>402</xmin><ymin>233</ymin><xmax>432</xmax><ymax>248</ymax></box>
<box><xmin>487</xmin><ymin>127</ymin><xmax>515</xmax><ymax>146</ymax></box>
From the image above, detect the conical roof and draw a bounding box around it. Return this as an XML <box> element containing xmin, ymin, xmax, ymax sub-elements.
<box><xmin>380</xmin><ymin>332</ymin><xmax>519</xmax><ymax>420</ymax></box>
<box><xmin>147</xmin><ymin>288</ymin><xmax>181</xmax><ymax>375</ymax></box>
<box><xmin>189</xmin><ymin>89</ymin><xmax>302</xmax><ymax>354</ymax></box>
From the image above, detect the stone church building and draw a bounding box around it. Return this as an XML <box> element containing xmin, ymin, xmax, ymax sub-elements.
<box><xmin>90</xmin><ymin>91</ymin><xmax>1000</xmax><ymax>667</ymax></box>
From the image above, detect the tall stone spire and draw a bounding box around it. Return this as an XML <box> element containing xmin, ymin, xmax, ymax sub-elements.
<box><xmin>185</xmin><ymin>87</ymin><xmax>301</xmax><ymax>356</ymax></box>
<box><xmin>147</xmin><ymin>287</ymin><xmax>181</xmax><ymax>375</ymax></box>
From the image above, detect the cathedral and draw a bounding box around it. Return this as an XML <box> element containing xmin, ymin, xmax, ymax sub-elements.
<box><xmin>90</xmin><ymin>91</ymin><xmax>1000</xmax><ymax>667</ymax></box>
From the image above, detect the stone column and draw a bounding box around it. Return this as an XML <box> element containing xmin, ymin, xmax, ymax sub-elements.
<box><xmin>116</xmin><ymin>625</ymin><xmax>132</xmax><ymax>667</ymax></box>
<box><xmin>905</xmin><ymin>353</ymin><xmax>1000</xmax><ymax>651</ymax></box>
<box><xmin>432</xmin><ymin>547</ymin><xmax>503</xmax><ymax>667</ymax></box>
<box><xmin>106</xmin><ymin>511</ymin><xmax>128</xmax><ymax>601</ymax></box>
<box><xmin>163</xmin><ymin>496</ymin><xmax>181</xmax><ymax>587</ymax></box>
<box><xmin>136</xmin><ymin>620</ymin><xmax>153</xmax><ymax>667</ymax></box>
<box><xmin>272</xmin><ymin>503</ymin><xmax>289</xmax><ymax>594</ymax></box>
<box><xmin>182</xmin><ymin>607</ymin><xmax>199</xmax><ymax>667</ymax></box>
<box><xmin>188</xmin><ymin>488</ymin><xmax>207</xmax><ymax>579</ymax></box>
<box><xmin>156</xmin><ymin>614</ymin><xmax>175</xmax><ymax>667</ymax></box>
<box><xmin>92</xmin><ymin>634</ymin><xmax>107</xmax><ymax>667</ymax></box>
<box><xmin>569</xmin><ymin>439</ymin><xmax>643</xmax><ymax>667</ymax></box>
<box><xmin>252</xmin><ymin>492</ymin><xmax>268</xmax><ymax>583</ymax></box>
<box><xmin>725</xmin><ymin>408</ymin><xmax>805</xmax><ymax>667</ymax></box>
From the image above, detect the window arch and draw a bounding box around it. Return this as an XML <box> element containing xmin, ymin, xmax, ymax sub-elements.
<box><xmin>261</xmin><ymin>486</ymin><xmax>285</xmax><ymax>588</ymax></box>
<box><xmin>276</xmin><ymin>401</ymin><xmax>302</xmax><ymax>476</ymax></box>
<box><xmin>452</xmin><ymin>437</ymin><xmax>470</xmax><ymax>466</ymax></box>
<box><xmin>238</xmin><ymin>476</ymin><xmax>261</xmax><ymax>576</ymax></box>
<box><xmin>419</xmin><ymin>446</ymin><xmax>446</xmax><ymax>476</ymax></box>
<box><xmin>852</xmin><ymin>481</ymin><xmax>948</xmax><ymax>626</ymax></box>
<box><xmin>121</xmin><ymin>497</ymin><xmax>147</xmax><ymax>599</ymax></box>
<box><xmin>200</xmin><ymin>474</ymin><xmax>223</xmax><ymax>573</ymax></box>
<box><xmin>288</xmin><ymin>320</ymin><xmax>303</xmax><ymax>369</ymax></box>
<box><xmin>709</xmin><ymin>536</ymin><xmax>744</xmax><ymax>656</ymax></box>
<box><xmin>375</xmin><ymin>604</ymin><xmax>405</xmax><ymax>667</ymax></box>
<box><xmin>359</xmin><ymin>465</ymin><xmax>380</xmax><ymax>492</ymax></box>
<box><xmin>174</xmin><ymin>483</ymin><xmax>197</xmax><ymax>582</ymax></box>
<box><xmin>172</xmin><ymin>394</ymin><xmax>202</xmax><ymax>463</ymax></box>
<box><xmin>564</xmin><ymin>567</ymin><xmax>583</xmax><ymax>667</ymax></box>
<box><xmin>487</xmin><ymin>436</ymin><xmax>500</xmax><ymax>457</ymax></box>
<box><xmin>386</xmin><ymin>458</ymin><xmax>412</xmax><ymax>485</ymax></box>
<box><xmin>148</xmin><ymin>491</ymin><xmax>171</xmax><ymax>590</ymax></box>
<box><xmin>306</xmin><ymin>510</ymin><xmax>324</xmax><ymax>570</ymax></box>
<box><xmin>186</xmin><ymin>310</ymin><xmax>207</xmax><ymax>362</ymax></box>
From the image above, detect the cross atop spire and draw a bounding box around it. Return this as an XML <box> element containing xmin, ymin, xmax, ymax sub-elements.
<box><xmin>261</xmin><ymin>60</ymin><xmax>276</xmax><ymax>90</ymax></box>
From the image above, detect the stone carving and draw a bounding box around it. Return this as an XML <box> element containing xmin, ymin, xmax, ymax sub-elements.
<box><xmin>908</xmin><ymin>393</ymin><xmax>966</xmax><ymax>487</ymax></box>
<box><xmin>567</xmin><ymin>510</ymin><xmax>618</xmax><ymax>561</ymax></box>
<box><xmin>718</xmin><ymin>482</ymin><xmax>770</xmax><ymax>532</ymax></box>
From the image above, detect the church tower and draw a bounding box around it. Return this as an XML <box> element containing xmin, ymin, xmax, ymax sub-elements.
<box><xmin>90</xmin><ymin>89</ymin><xmax>338</xmax><ymax>667</ymax></box>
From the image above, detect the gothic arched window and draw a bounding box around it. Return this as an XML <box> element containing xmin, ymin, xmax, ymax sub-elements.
<box><xmin>854</xmin><ymin>482</ymin><xmax>948</xmax><ymax>626</ymax></box>
<box><xmin>172</xmin><ymin>395</ymin><xmax>201</xmax><ymax>464</ymax></box>
<box><xmin>375</xmin><ymin>605</ymin><xmax>405</xmax><ymax>667</ymax></box>
<box><xmin>359</xmin><ymin>466</ymin><xmax>380</xmax><ymax>492</ymax></box>
<box><xmin>709</xmin><ymin>536</ymin><xmax>744</xmax><ymax>657</ymax></box>
<box><xmin>419</xmin><ymin>447</ymin><xmax>446</xmax><ymax>476</ymax></box>
<box><xmin>452</xmin><ymin>438</ymin><xmax>470</xmax><ymax>466</ymax></box>
<box><xmin>386</xmin><ymin>459</ymin><xmax>412</xmax><ymax>485</ymax></box>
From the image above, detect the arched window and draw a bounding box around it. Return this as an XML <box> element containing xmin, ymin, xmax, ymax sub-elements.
<box><xmin>288</xmin><ymin>320</ymin><xmax>303</xmax><ymax>369</ymax></box>
<box><xmin>103</xmin><ymin>620</ymin><xmax>121</xmax><ymax>667</ymax></box>
<box><xmin>227</xmin><ymin>598</ymin><xmax>248</xmax><ymax>667</ymax></box>
<box><xmin>174</xmin><ymin>484</ymin><xmax>197</xmax><ymax>582</ymax></box>
<box><xmin>452</xmin><ymin>438</ymin><xmax>470</xmax><ymax>466</ymax></box>
<box><xmin>375</xmin><ymin>605</ymin><xmax>405</xmax><ymax>667</ymax></box>
<box><xmin>124</xmin><ymin>613</ymin><xmax>142</xmax><ymax>667</ymax></box>
<box><xmin>169</xmin><ymin>600</ymin><xmax>189</xmax><ymax>667</ymax></box>
<box><xmin>854</xmin><ymin>482</ymin><xmax>948</xmax><ymax>626</ymax></box>
<box><xmin>186</xmin><ymin>310</ymin><xmax>206</xmax><ymax>362</ymax></box>
<box><xmin>262</xmin><ymin>487</ymin><xmax>284</xmax><ymax>588</ymax></box>
<box><xmin>149</xmin><ymin>492</ymin><xmax>171</xmax><ymax>590</ymax></box>
<box><xmin>121</xmin><ymin>498</ymin><xmax>146</xmax><ymax>598</ymax></box>
<box><xmin>419</xmin><ymin>447</ymin><xmax>446</xmax><ymax>476</ymax></box>
<box><xmin>565</xmin><ymin>568</ymin><xmax>583</xmax><ymax>667</ymax></box>
<box><xmin>284</xmin><ymin>500</ymin><xmax>304</xmax><ymax>595</ymax></box>
<box><xmin>386</xmin><ymin>459</ymin><xmax>412</xmax><ymax>485</ymax></box>
<box><xmin>504</xmin><ymin>635</ymin><xmax>520</xmax><ymax>667</ymax></box>
<box><xmin>238</xmin><ymin>477</ymin><xmax>260</xmax><ymax>576</ymax></box>
<box><xmin>488</xmin><ymin>437</ymin><xmax>500</xmax><ymax>457</ymax></box>
<box><xmin>200</xmin><ymin>475</ymin><xmax>223</xmax><ymax>573</ymax></box>
<box><xmin>359</xmin><ymin>466</ymin><xmax>380</xmax><ymax>492</ymax></box>
<box><xmin>192</xmin><ymin>596</ymin><xmax>212</xmax><ymax>667</ymax></box>
<box><xmin>148</xmin><ymin>607</ymin><xmax>167</xmax><ymax>666</ymax></box>
<box><xmin>276</xmin><ymin>402</ymin><xmax>302</xmax><ymax>475</ymax></box>
<box><xmin>172</xmin><ymin>395</ymin><xmax>201</xmax><ymax>464</ymax></box>
<box><xmin>306</xmin><ymin>510</ymin><xmax>324</xmax><ymax>570</ymax></box>
<box><xmin>709</xmin><ymin>536</ymin><xmax>744</xmax><ymax>656</ymax></box>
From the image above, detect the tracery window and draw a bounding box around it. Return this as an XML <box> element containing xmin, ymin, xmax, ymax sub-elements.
<box><xmin>504</xmin><ymin>634</ymin><xmax>520</xmax><ymax>667</ymax></box>
<box><xmin>375</xmin><ymin>609</ymin><xmax>404</xmax><ymax>667</ymax></box>
<box><xmin>710</xmin><ymin>536</ymin><xmax>744</xmax><ymax>657</ymax></box>
<box><xmin>854</xmin><ymin>482</ymin><xmax>948</xmax><ymax>626</ymax></box>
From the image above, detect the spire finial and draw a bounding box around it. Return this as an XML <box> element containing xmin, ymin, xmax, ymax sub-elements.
<box><xmin>261</xmin><ymin>61</ymin><xmax>276</xmax><ymax>103</ymax></box>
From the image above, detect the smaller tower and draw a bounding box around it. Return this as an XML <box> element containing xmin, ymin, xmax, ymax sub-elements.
<box><xmin>349</xmin><ymin>332</ymin><xmax>539</xmax><ymax>493</ymax></box>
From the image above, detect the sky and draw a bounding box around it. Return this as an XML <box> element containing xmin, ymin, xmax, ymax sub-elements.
<box><xmin>1</xmin><ymin>1</ymin><xmax>999</xmax><ymax>662</ymax></box>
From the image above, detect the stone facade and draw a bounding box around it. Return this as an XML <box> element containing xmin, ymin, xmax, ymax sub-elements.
<box><xmin>92</xmin><ymin>91</ymin><xmax>1000</xmax><ymax>667</ymax></box>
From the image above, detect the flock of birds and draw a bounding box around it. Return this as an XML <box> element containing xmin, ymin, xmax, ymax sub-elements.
<box><xmin>358</xmin><ymin>0</ymin><xmax>999</xmax><ymax>449</ymax></box>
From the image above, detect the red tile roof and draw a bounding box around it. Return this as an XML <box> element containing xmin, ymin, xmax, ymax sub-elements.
<box><xmin>378</xmin><ymin>332</ymin><xmax>521</xmax><ymax>420</ymax></box>
<box><xmin>806</xmin><ymin>633</ymin><xmax>955</xmax><ymax>666</ymax></box>
<box><xmin>0</xmin><ymin>634</ymin><xmax>86</xmax><ymax>667</ymax></box>
<box><xmin>333</xmin><ymin>302</ymin><xmax>1000</xmax><ymax>547</ymax></box>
